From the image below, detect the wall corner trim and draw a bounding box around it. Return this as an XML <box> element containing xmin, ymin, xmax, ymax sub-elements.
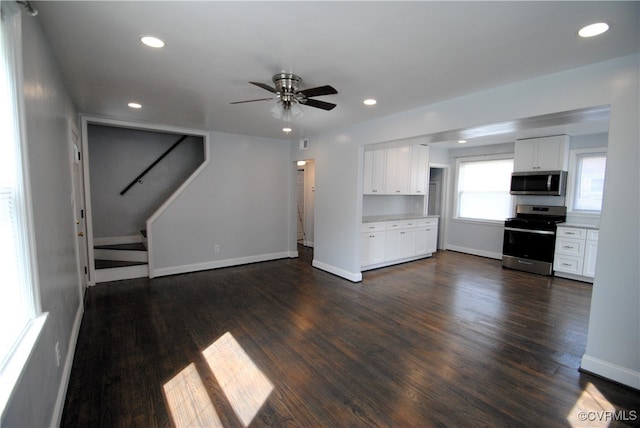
<box><xmin>311</xmin><ymin>259</ymin><xmax>363</xmax><ymax>282</ymax></box>
<box><xmin>580</xmin><ymin>353</ymin><xmax>640</xmax><ymax>390</ymax></box>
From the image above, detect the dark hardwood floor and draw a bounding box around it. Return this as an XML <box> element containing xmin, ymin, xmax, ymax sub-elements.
<box><xmin>62</xmin><ymin>248</ymin><xmax>639</xmax><ymax>427</ymax></box>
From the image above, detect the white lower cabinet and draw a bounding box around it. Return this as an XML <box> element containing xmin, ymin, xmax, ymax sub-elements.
<box><xmin>361</xmin><ymin>223</ymin><xmax>386</xmax><ymax>266</ymax></box>
<box><xmin>362</xmin><ymin>217</ymin><xmax>438</xmax><ymax>270</ymax></box>
<box><xmin>415</xmin><ymin>218</ymin><xmax>438</xmax><ymax>255</ymax></box>
<box><xmin>554</xmin><ymin>226</ymin><xmax>598</xmax><ymax>282</ymax></box>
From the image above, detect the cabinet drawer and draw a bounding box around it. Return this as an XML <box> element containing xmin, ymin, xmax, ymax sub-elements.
<box><xmin>554</xmin><ymin>255</ymin><xmax>583</xmax><ymax>275</ymax></box>
<box><xmin>555</xmin><ymin>237</ymin><xmax>585</xmax><ymax>257</ymax></box>
<box><xmin>416</xmin><ymin>218</ymin><xmax>438</xmax><ymax>227</ymax></box>
<box><xmin>361</xmin><ymin>222</ymin><xmax>386</xmax><ymax>233</ymax></box>
<box><xmin>557</xmin><ymin>227</ymin><xmax>586</xmax><ymax>239</ymax></box>
<box><xmin>587</xmin><ymin>230</ymin><xmax>599</xmax><ymax>241</ymax></box>
<box><xmin>386</xmin><ymin>220</ymin><xmax>415</xmax><ymax>230</ymax></box>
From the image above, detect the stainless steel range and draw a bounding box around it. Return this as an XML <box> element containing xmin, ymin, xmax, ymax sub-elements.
<box><xmin>502</xmin><ymin>205</ymin><xmax>566</xmax><ymax>275</ymax></box>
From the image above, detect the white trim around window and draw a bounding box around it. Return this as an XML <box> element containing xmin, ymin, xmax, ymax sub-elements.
<box><xmin>567</xmin><ymin>147</ymin><xmax>607</xmax><ymax>217</ymax></box>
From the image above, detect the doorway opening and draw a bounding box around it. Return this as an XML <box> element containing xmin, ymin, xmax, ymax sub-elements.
<box><xmin>296</xmin><ymin>159</ymin><xmax>315</xmax><ymax>261</ymax></box>
<box><xmin>429</xmin><ymin>165</ymin><xmax>449</xmax><ymax>249</ymax></box>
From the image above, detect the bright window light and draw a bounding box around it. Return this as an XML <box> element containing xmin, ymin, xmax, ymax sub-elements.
<box><xmin>573</xmin><ymin>152</ymin><xmax>606</xmax><ymax>212</ymax></box>
<box><xmin>203</xmin><ymin>332</ymin><xmax>273</xmax><ymax>426</ymax></box>
<box><xmin>456</xmin><ymin>156</ymin><xmax>514</xmax><ymax>221</ymax></box>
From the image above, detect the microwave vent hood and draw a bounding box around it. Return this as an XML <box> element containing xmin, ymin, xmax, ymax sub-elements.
<box><xmin>510</xmin><ymin>170</ymin><xmax>567</xmax><ymax>196</ymax></box>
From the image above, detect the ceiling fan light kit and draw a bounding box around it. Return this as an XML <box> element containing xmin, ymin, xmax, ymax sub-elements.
<box><xmin>231</xmin><ymin>73</ymin><xmax>338</xmax><ymax>126</ymax></box>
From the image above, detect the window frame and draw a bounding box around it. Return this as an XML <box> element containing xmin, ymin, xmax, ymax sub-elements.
<box><xmin>0</xmin><ymin>1</ymin><xmax>47</xmax><ymax>417</ymax></box>
<box><xmin>567</xmin><ymin>147</ymin><xmax>607</xmax><ymax>216</ymax></box>
<box><xmin>453</xmin><ymin>153</ymin><xmax>515</xmax><ymax>225</ymax></box>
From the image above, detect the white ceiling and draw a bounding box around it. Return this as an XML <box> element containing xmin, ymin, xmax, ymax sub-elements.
<box><xmin>34</xmin><ymin>1</ymin><xmax>639</xmax><ymax>142</ymax></box>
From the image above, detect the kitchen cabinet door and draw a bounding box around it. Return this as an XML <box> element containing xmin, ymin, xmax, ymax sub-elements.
<box><xmin>410</xmin><ymin>145</ymin><xmax>429</xmax><ymax>195</ymax></box>
<box><xmin>415</xmin><ymin>219</ymin><xmax>438</xmax><ymax>255</ymax></box>
<box><xmin>514</xmin><ymin>139</ymin><xmax>538</xmax><ymax>171</ymax></box>
<box><xmin>385</xmin><ymin>146</ymin><xmax>412</xmax><ymax>194</ymax></box>
<box><xmin>361</xmin><ymin>231</ymin><xmax>385</xmax><ymax>266</ymax></box>
<box><xmin>583</xmin><ymin>231</ymin><xmax>599</xmax><ymax>278</ymax></box>
<box><xmin>363</xmin><ymin>149</ymin><xmax>386</xmax><ymax>194</ymax></box>
<box><xmin>536</xmin><ymin>136</ymin><xmax>570</xmax><ymax>171</ymax></box>
<box><xmin>514</xmin><ymin>135</ymin><xmax>570</xmax><ymax>172</ymax></box>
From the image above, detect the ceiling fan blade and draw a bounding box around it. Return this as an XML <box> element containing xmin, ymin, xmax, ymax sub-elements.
<box><xmin>301</xmin><ymin>98</ymin><xmax>337</xmax><ymax>111</ymax></box>
<box><xmin>230</xmin><ymin>97</ymin><xmax>275</xmax><ymax>104</ymax></box>
<box><xmin>249</xmin><ymin>81</ymin><xmax>278</xmax><ymax>93</ymax></box>
<box><xmin>298</xmin><ymin>85</ymin><xmax>338</xmax><ymax>98</ymax></box>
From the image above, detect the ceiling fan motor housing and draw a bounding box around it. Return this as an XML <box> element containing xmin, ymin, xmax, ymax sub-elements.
<box><xmin>273</xmin><ymin>73</ymin><xmax>302</xmax><ymax>107</ymax></box>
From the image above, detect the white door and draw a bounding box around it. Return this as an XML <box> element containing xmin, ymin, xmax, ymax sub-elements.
<box><xmin>71</xmin><ymin>129</ymin><xmax>90</xmax><ymax>292</ymax></box>
<box><xmin>296</xmin><ymin>169</ymin><xmax>305</xmax><ymax>242</ymax></box>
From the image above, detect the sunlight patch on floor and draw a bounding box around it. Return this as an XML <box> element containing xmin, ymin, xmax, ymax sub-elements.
<box><xmin>203</xmin><ymin>331</ymin><xmax>274</xmax><ymax>427</ymax></box>
<box><xmin>163</xmin><ymin>363</ymin><xmax>223</xmax><ymax>428</ymax></box>
<box><xmin>567</xmin><ymin>382</ymin><xmax>616</xmax><ymax>427</ymax></box>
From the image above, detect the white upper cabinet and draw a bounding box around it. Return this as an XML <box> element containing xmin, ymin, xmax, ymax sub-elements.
<box><xmin>514</xmin><ymin>135</ymin><xmax>570</xmax><ymax>172</ymax></box>
<box><xmin>410</xmin><ymin>145</ymin><xmax>430</xmax><ymax>194</ymax></box>
<box><xmin>363</xmin><ymin>144</ymin><xmax>429</xmax><ymax>195</ymax></box>
<box><xmin>385</xmin><ymin>146</ymin><xmax>412</xmax><ymax>194</ymax></box>
<box><xmin>363</xmin><ymin>148</ymin><xmax>386</xmax><ymax>194</ymax></box>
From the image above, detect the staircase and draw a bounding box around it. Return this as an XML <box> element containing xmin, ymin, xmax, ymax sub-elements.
<box><xmin>93</xmin><ymin>231</ymin><xmax>149</xmax><ymax>282</ymax></box>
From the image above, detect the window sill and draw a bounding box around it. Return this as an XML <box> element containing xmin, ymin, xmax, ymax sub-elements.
<box><xmin>452</xmin><ymin>217</ymin><xmax>506</xmax><ymax>227</ymax></box>
<box><xmin>0</xmin><ymin>312</ymin><xmax>48</xmax><ymax>418</ymax></box>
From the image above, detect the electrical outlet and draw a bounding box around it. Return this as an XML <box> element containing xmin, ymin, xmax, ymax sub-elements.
<box><xmin>214</xmin><ymin>245</ymin><xmax>220</xmax><ymax>253</ymax></box>
<box><xmin>55</xmin><ymin>342</ymin><xmax>61</xmax><ymax>367</ymax></box>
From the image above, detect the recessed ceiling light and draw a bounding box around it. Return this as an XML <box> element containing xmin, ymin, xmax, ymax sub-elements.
<box><xmin>297</xmin><ymin>160</ymin><xmax>307</xmax><ymax>166</ymax></box>
<box><xmin>363</xmin><ymin>99</ymin><xmax>377</xmax><ymax>106</ymax></box>
<box><xmin>578</xmin><ymin>22</ymin><xmax>609</xmax><ymax>38</ymax></box>
<box><xmin>283</xmin><ymin>127</ymin><xmax>292</xmax><ymax>133</ymax></box>
<box><xmin>141</xmin><ymin>36</ymin><xmax>165</xmax><ymax>48</ymax></box>
<box><xmin>128</xmin><ymin>102</ymin><xmax>142</xmax><ymax>109</ymax></box>
<box><xmin>458</xmin><ymin>140</ymin><xmax>467</xmax><ymax>144</ymax></box>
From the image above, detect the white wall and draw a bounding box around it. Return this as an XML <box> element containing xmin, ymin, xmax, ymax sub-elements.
<box><xmin>446</xmin><ymin>142</ymin><xmax>515</xmax><ymax>258</ymax></box>
<box><xmin>2</xmin><ymin>13</ymin><xmax>82</xmax><ymax>428</ymax></box>
<box><xmin>149</xmin><ymin>131</ymin><xmax>293</xmax><ymax>277</ymax></box>
<box><xmin>293</xmin><ymin>54</ymin><xmax>639</xmax><ymax>388</ymax></box>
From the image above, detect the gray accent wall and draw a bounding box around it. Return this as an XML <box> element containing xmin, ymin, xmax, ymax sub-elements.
<box><xmin>87</xmin><ymin>125</ymin><xmax>205</xmax><ymax>239</ymax></box>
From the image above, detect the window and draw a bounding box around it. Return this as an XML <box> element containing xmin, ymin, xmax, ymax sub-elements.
<box><xmin>571</xmin><ymin>151</ymin><xmax>607</xmax><ymax>212</ymax></box>
<box><xmin>0</xmin><ymin>1</ymin><xmax>45</xmax><ymax>413</ymax></box>
<box><xmin>455</xmin><ymin>155</ymin><xmax>514</xmax><ymax>221</ymax></box>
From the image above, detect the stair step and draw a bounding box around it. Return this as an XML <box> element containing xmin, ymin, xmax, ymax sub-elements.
<box><xmin>95</xmin><ymin>260</ymin><xmax>148</xmax><ymax>269</ymax></box>
<box><xmin>94</xmin><ymin>243</ymin><xmax>147</xmax><ymax>251</ymax></box>
<box><xmin>94</xmin><ymin>263</ymin><xmax>149</xmax><ymax>283</ymax></box>
<box><xmin>94</xmin><ymin>247</ymin><xmax>148</xmax><ymax>263</ymax></box>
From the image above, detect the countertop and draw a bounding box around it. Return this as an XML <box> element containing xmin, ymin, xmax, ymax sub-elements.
<box><xmin>362</xmin><ymin>214</ymin><xmax>439</xmax><ymax>223</ymax></box>
<box><xmin>558</xmin><ymin>222</ymin><xmax>599</xmax><ymax>230</ymax></box>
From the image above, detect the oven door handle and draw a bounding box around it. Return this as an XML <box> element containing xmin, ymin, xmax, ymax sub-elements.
<box><xmin>547</xmin><ymin>174</ymin><xmax>553</xmax><ymax>191</ymax></box>
<box><xmin>505</xmin><ymin>227</ymin><xmax>555</xmax><ymax>235</ymax></box>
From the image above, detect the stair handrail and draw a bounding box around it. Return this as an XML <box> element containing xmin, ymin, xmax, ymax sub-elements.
<box><xmin>120</xmin><ymin>135</ymin><xmax>189</xmax><ymax>195</ymax></box>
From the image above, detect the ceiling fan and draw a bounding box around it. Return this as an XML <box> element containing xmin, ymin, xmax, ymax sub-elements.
<box><xmin>231</xmin><ymin>73</ymin><xmax>338</xmax><ymax>117</ymax></box>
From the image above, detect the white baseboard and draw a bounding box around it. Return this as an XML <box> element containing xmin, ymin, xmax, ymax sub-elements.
<box><xmin>152</xmin><ymin>252</ymin><xmax>292</xmax><ymax>278</ymax></box>
<box><xmin>580</xmin><ymin>354</ymin><xmax>640</xmax><ymax>390</ymax></box>
<box><xmin>93</xmin><ymin>235</ymin><xmax>142</xmax><ymax>246</ymax></box>
<box><xmin>312</xmin><ymin>259</ymin><xmax>362</xmax><ymax>283</ymax></box>
<box><xmin>446</xmin><ymin>245</ymin><xmax>502</xmax><ymax>260</ymax></box>
<box><xmin>49</xmin><ymin>303</ymin><xmax>84</xmax><ymax>427</ymax></box>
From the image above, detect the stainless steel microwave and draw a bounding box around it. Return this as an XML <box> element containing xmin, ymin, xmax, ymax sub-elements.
<box><xmin>510</xmin><ymin>170</ymin><xmax>567</xmax><ymax>196</ymax></box>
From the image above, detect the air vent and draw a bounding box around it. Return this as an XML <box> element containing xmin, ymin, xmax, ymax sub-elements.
<box><xmin>299</xmin><ymin>139</ymin><xmax>309</xmax><ymax>150</ymax></box>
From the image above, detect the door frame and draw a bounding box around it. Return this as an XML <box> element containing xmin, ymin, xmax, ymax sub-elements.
<box><xmin>429</xmin><ymin>163</ymin><xmax>450</xmax><ymax>250</ymax></box>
